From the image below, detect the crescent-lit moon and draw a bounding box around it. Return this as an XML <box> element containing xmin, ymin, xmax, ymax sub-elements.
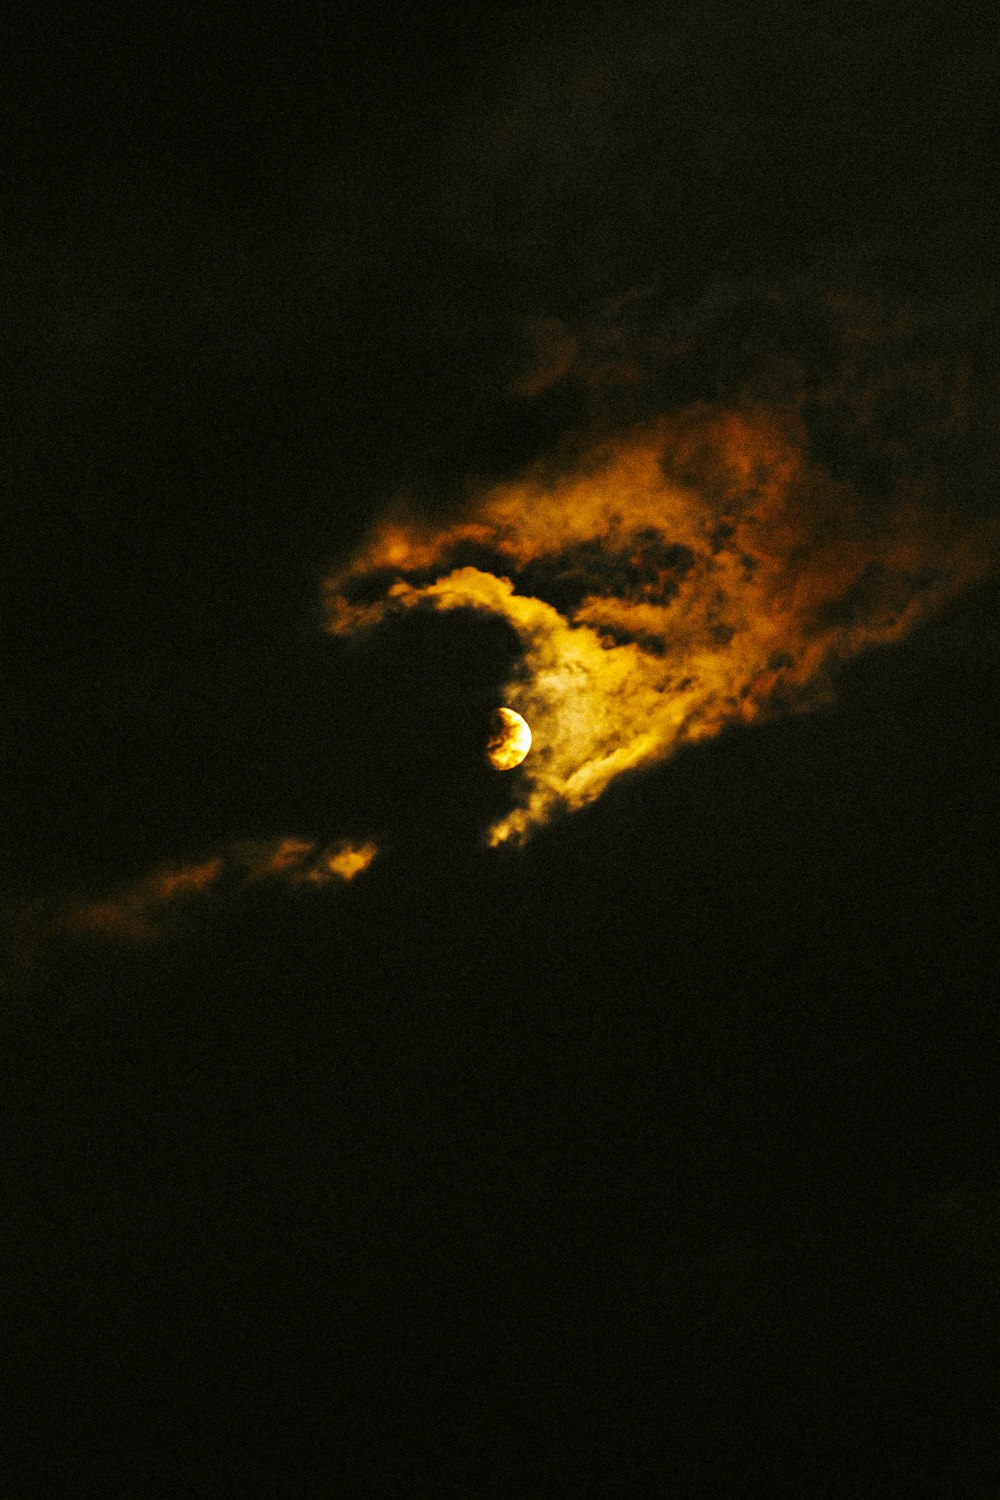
<box><xmin>487</xmin><ymin>707</ymin><xmax>532</xmax><ymax>770</ymax></box>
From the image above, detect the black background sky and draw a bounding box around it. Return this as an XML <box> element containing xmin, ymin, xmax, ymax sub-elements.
<box><xmin>5</xmin><ymin>3</ymin><xmax>1000</xmax><ymax>1494</ymax></box>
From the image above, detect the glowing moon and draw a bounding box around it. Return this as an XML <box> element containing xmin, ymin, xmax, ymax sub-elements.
<box><xmin>487</xmin><ymin>707</ymin><xmax>532</xmax><ymax>770</ymax></box>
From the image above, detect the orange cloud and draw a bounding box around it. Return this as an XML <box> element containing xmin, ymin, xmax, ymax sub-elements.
<box><xmin>63</xmin><ymin>855</ymin><xmax>225</xmax><ymax>944</ymax></box>
<box><xmin>2</xmin><ymin>836</ymin><xmax>380</xmax><ymax>981</ymax></box>
<box><xmin>230</xmin><ymin>836</ymin><xmax>379</xmax><ymax>888</ymax></box>
<box><xmin>305</xmin><ymin>841</ymin><xmax>379</xmax><ymax>884</ymax></box>
<box><xmin>325</xmin><ymin>402</ymin><xmax>994</xmax><ymax>844</ymax></box>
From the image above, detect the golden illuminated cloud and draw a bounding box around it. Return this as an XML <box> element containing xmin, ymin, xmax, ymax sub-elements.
<box><xmin>4</xmin><ymin>836</ymin><xmax>378</xmax><ymax>983</ymax></box>
<box><xmin>63</xmin><ymin>837</ymin><xmax>379</xmax><ymax>945</ymax></box>
<box><xmin>62</xmin><ymin>854</ymin><xmax>226</xmax><ymax>944</ymax></box>
<box><xmin>229</xmin><ymin>836</ymin><xmax>378</xmax><ymax>889</ymax></box>
<box><xmin>305</xmin><ymin>840</ymin><xmax>379</xmax><ymax>884</ymax></box>
<box><xmin>6</xmin><ymin>277</ymin><xmax>993</xmax><ymax>989</ymax></box>
<box><xmin>325</xmin><ymin>401</ymin><xmax>995</xmax><ymax>845</ymax></box>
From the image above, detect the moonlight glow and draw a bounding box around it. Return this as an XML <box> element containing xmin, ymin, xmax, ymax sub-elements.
<box><xmin>487</xmin><ymin>708</ymin><xmax>532</xmax><ymax>770</ymax></box>
<box><xmin>325</xmin><ymin>403</ymin><xmax>993</xmax><ymax>845</ymax></box>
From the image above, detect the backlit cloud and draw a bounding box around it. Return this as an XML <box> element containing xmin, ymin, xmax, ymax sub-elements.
<box><xmin>325</xmin><ymin>394</ymin><xmax>995</xmax><ymax>845</ymax></box>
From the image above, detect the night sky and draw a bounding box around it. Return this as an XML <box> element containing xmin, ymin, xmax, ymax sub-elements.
<box><xmin>5</xmin><ymin>3</ymin><xmax>1000</xmax><ymax>1493</ymax></box>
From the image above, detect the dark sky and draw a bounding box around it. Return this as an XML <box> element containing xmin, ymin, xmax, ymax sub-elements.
<box><xmin>5</xmin><ymin>3</ymin><xmax>1000</xmax><ymax>1494</ymax></box>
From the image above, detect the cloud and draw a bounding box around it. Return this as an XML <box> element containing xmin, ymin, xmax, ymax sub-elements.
<box><xmin>3</xmin><ymin>836</ymin><xmax>378</xmax><ymax>987</ymax></box>
<box><xmin>62</xmin><ymin>854</ymin><xmax>227</xmax><ymax>944</ymax></box>
<box><xmin>324</xmin><ymin>287</ymin><xmax>997</xmax><ymax>846</ymax></box>
<box><xmin>64</xmin><ymin>837</ymin><xmax>379</xmax><ymax>944</ymax></box>
<box><xmin>229</xmin><ymin>836</ymin><xmax>380</xmax><ymax>889</ymax></box>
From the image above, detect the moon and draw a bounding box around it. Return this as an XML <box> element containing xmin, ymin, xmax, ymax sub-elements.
<box><xmin>487</xmin><ymin>707</ymin><xmax>532</xmax><ymax>770</ymax></box>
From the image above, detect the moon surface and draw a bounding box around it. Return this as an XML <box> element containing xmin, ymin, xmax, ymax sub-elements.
<box><xmin>487</xmin><ymin>707</ymin><xmax>532</xmax><ymax>770</ymax></box>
